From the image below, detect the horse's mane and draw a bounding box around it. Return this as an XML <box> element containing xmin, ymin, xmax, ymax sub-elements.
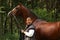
<box><xmin>29</xmin><ymin>9</ymin><xmax>45</xmax><ymax>21</ymax></box>
<box><xmin>19</xmin><ymin>3</ymin><xmax>38</xmax><ymax>19</ymax></box>
<box><xmin>29</xmin><ymin>9</ymin><xmax>38</xmax><ymax>18</ymax></box>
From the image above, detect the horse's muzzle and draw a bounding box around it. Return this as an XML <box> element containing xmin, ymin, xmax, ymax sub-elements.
<box><xmin>8</xmin><ymin>11</ymin><xmax>12</xmax><ymax>17</ymax></box>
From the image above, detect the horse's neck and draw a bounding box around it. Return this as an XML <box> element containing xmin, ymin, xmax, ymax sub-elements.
<box><xmin>23</xmin><ymin>14</ymin><xmax>37</xmax><ymax>22</ymax></box>
<box><xmin>20</xmin><ymin>5</ymin><xmax>37</xmax><ymax>23</ymax></box>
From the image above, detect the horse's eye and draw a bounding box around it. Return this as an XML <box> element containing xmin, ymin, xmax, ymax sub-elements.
<box><xmin>16</xmin><ymin>8</ymin><xmax>18</xmax><ymax>9</ymax></box>
<box><xmin>16</xmin><ymin>8</ymin><xmax>19</xmax><ymax>11</ymax></box>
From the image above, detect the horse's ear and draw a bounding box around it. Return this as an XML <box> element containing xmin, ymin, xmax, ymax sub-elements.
<box><xmin>18</xmin><ymin>3</ymin><xmax>22</xmax><ymax>6</ymax></box>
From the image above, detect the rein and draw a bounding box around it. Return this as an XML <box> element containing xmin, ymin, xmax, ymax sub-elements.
<box><xmin>11</xmin><ymin>13</ymin><xmax>22</xmax><ymax>30</ymax></box>
<box><xmin>11</xmin><ymin>13</ymin><xmax>24</xmax><ymax>40</ymax></box>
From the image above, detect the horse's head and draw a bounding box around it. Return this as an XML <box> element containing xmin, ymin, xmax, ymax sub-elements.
<box><xmin>8</xmin><ymin>3</ymin><xmax>23</xmax><ymax>17</ymax></box>
<box><xmin>8</xmin><ymin>3</ymin><xmax>37</xmax><ymax>23</ymax></box>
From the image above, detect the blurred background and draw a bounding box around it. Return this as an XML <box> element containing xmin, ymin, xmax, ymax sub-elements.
<box><xmin>0</xmin><ymin>0</ymin><xmax>60</xmax><ymax>40</ymax></box>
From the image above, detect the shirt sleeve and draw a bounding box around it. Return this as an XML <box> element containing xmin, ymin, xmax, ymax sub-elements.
<box><xmin>24</xmin><ymin>29</ymin><xmax>34</xmax><ymax>37</ymax></box>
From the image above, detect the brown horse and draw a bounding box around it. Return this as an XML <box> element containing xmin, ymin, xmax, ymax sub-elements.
<box><xmin>8</xmin><ymin>3</ymin><xmax>60</xmax><ymax>40</ymax></box>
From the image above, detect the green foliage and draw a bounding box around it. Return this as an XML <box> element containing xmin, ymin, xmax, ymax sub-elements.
<box><xmin>0</xmin><ymin>0</ymin><xmax>60</xmax><ymax>40</ymax></box>
<box><xmin>32</xmin><ymin>8</ymin><xmax>56</xmax><ymax>22</ymax></box>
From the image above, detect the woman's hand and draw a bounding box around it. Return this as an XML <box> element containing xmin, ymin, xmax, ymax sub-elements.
<box><xmin>21</xmin><ymin>30</ymin><xmax>25</xmax><ymax>33</ymax></box>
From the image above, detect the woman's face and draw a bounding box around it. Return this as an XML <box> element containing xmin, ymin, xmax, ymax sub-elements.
<box><xmin>26</xmin><ymin>17</ymin><xmax>32</xmax><ymax>25</ymax></box>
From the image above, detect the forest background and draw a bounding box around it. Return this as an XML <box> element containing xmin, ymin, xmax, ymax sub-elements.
<box><xmin>0</xmin><ymin>0</ymin><xmax>60</xmax><ymax>40</ymax></box>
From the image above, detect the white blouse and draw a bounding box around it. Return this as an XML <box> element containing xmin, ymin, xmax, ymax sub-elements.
<box><xmin>24</xmin><ymin>29</ymin><xmax>34</xmax><ymax>37</ymax></box>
